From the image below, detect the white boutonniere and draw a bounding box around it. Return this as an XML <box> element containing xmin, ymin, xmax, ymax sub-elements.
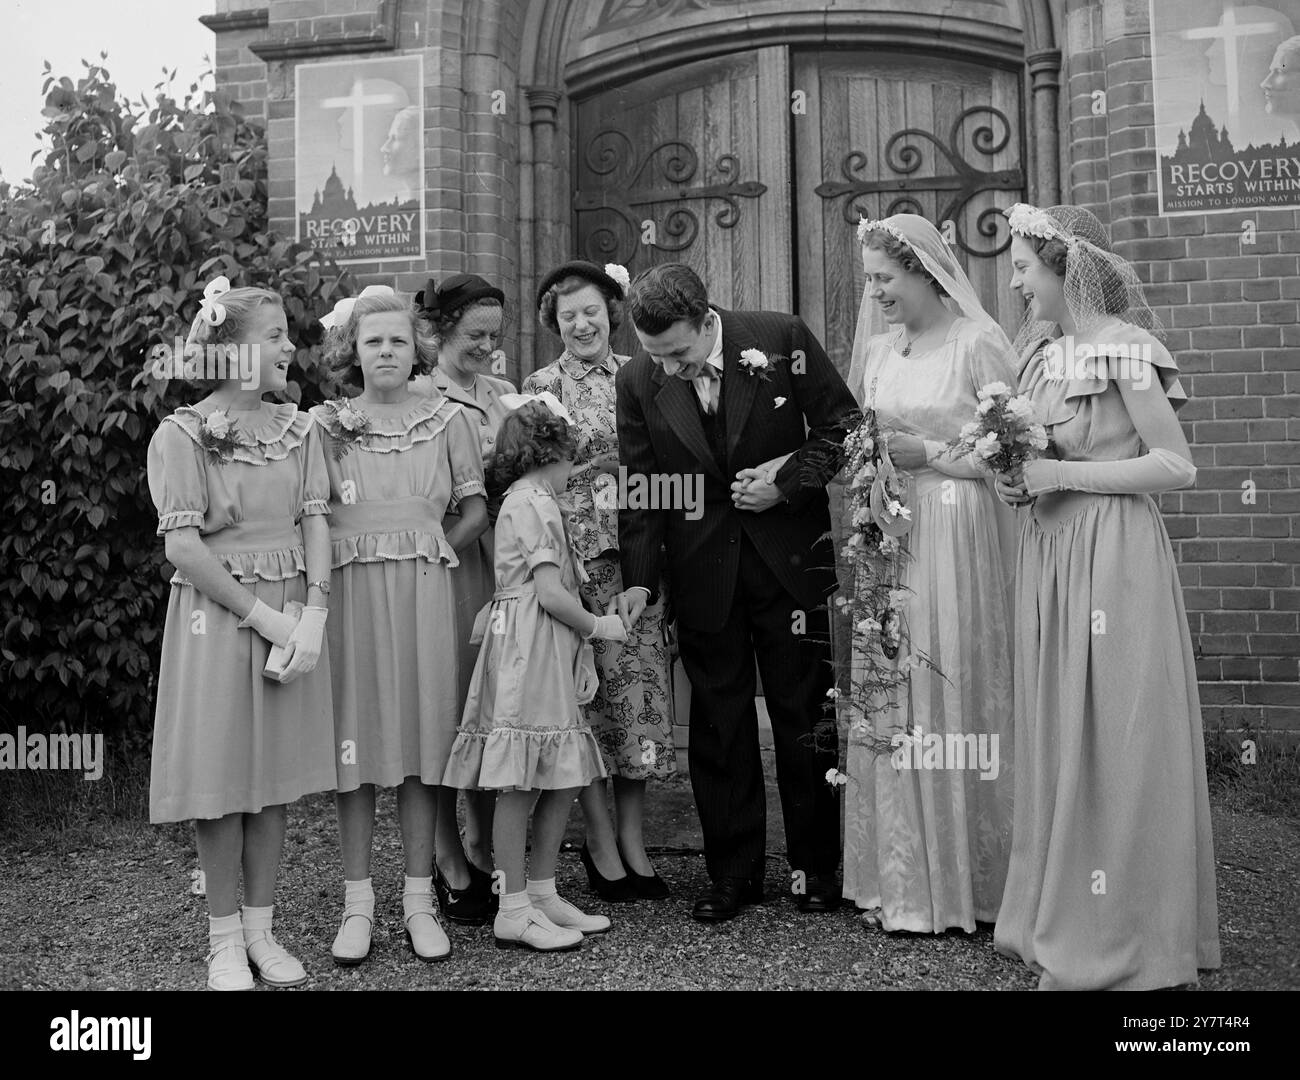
<box><xmin>739</xmin><ymin>348</ymin><xmax>773</xmax><ymax>380</ymax></box>
<box><xmin>773</xmin><ymin>396</ymin><xmax>787</xmax><ymax>408</ymax></box>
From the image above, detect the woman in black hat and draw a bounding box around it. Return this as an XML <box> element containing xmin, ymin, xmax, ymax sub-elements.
<box><xmin>526</xmin><ymin>260</ymin><xmax>676</xmax><ymax>900</ymax></box>
<box><xmin>413</xmin><ymin>274</ymin><xmax>517</xmax><ymax>923</ymax></box>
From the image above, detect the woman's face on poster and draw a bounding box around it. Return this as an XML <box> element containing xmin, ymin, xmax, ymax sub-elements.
<box><xmin>1262</xmin><ymin>43</ymin><xmax>1300</xmax><ymax>117</ymax></box>
<box><xmin>381</xmin><ymin>109</ymin><xmax>420</xmax><ymax>179</ymax></box>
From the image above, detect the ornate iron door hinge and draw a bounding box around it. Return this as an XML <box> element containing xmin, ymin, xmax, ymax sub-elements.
<box><xmin>575</xmin><ymin>130</ymin><xmax>766</xmax><ymax>263</ymax></box>
<box><xmin>815</xmin><ymin>107</ymin><xmax>1024</xmax><ymax>256</ymax></box>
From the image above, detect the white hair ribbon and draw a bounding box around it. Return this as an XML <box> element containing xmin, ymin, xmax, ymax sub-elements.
<box><xmin>498</xmin><ymin>391</ymin><xmax>574</xmax><ymax>424</ymax></box>
<box><xmin>198</xmin><ymin>275</ymin><xmax>231</xmax><ymax>327</ymax></box>
<box><xmin>319</xmin><ymin>284</ymin><xmax>397</xmax><ymax>330</ymax></box>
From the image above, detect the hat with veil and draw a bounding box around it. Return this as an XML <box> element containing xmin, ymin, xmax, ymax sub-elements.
<box><xmin>847</xmin><ymin>214</ymin><xmax>1013</xmax><ymax>406</ymax></box>
<box><xmin>1002</xmin><ymin>203</ymin><xmax>1163</xmax><ymax>362</ymax></box>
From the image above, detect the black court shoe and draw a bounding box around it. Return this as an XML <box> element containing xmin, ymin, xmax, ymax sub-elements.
<box><xmin>433</xmin><ymin>862</ymin><xmax>491</xmax><ymax>926</ymax></box>
<box><xmin>579</xmin><ymin>843</ymin><xmax>638</xmax><ymax>902</ymax></box>
<box><xmin>617</xmin><ymin>841</ymin><xmax>671</xmax><ymax>900</ymax></box>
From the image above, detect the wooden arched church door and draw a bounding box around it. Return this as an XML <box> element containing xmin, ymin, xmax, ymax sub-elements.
<box><xmin>572</xmin><ymin>46</ymin><xmax>1025</xmax><ymax>371</ymax></box>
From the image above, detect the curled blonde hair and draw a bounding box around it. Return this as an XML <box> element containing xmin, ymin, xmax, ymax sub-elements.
<box><xmin>324</xmin><ymin>291</ymin><xmax>436</xmax><ymax>388</ymax></box>
<box><xmin>184</xmin><ymin>287</ymin><xmax>282</xmax><ymax>348</ymax></box>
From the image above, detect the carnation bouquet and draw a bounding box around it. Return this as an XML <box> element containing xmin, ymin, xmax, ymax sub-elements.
<box><xmin>196</xmin><ymin>410</ymin><xmax>246</xmax><ymax>466</ymax></box>
<box><xmin>943</xmin><ymin>380</ymin><xmax>1048</xmax><ymax>476</ymax></box>
<box><xmin>317</xmin><ymin>398</ymin><xmax>373</xmax><ymax>459</ymax></box>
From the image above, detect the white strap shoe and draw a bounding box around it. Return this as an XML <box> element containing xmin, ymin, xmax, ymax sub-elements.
<box><xmin>331</xmin><ymin>901</ymin><xmax>374</xmax><ymax>966</ymax></box>
<box><xmin>206</xmin><ymin>933</ymin><xmax>254</xmax><ymax>991</ymax></box>
<box><xmin>245</xmin><ymin>930</ymin><xmax>308</xmax><ymax>987</ymax></box>
<box><xmin>493</xmin><ymin>906</ymin><xmax>584</xmax><ymax>951</ymax></box>
<box><xmin>403</xmin><ymin>892</ymin><xmax>452</xmax><ymax>962</ymax></box>
<box><xmin>531</xmin><ymin>892</ymin><xmax>611</xmax><ymax>935</ymax></box>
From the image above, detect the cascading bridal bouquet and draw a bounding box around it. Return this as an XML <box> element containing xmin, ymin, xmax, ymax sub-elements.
<box><xmin>317</xmin><ymin>398</ymin><xmax>374</xmax><ymax>459</ymax></box>
<box><xmin>943</xmin><ymin>380</ymin><xmax>1049</xmax><ymax>477</ymax></box>
<box><xmin>829</xmin><ymin>385</ymin><xmax>938</xmax><ymax>760</ymax></box>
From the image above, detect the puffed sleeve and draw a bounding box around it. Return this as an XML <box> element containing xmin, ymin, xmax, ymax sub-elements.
<box><xmin>148</xmin><ymin>418</ymin><xmax>208</xmax><ymax>534</ymax></box>
<box><xmin>964</xmin><ymin>323</ymin><xmax>1019</xmax><ymax>396</ymax></box>
<box><xmin>508</xmin><ymin>491</ymin><xmax>569</xmax><ymax>573</ymax></box>
<box><xmin>298</xmin><ymin>417</ymin><xmax>332</xmax><ymax>519</ymax></box>
<box><xmin>446</xmin><ymin>407</ymin><xmax>487</xmax><ymax>507</ymax></box>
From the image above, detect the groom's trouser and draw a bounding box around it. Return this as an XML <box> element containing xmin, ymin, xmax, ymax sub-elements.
<box><xmin>676</xmin><ymin>535</ymin><xmax>840</xmax><ymax>882</ymax></box>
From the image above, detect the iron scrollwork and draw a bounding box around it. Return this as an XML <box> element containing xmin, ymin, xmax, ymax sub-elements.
<box><xmin>575</xmin><ymin>129</ymin><xmax>766</xmax><ymax>264</ymax></box>
<box><xmin>814</xmin><ymin>106</ymin><xmax>1024</xmax><ymax>257</ymax></box>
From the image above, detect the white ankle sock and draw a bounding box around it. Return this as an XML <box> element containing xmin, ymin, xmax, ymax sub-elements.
<box><xmin>499</xmin><ymin>890</ymin><xmax>531</xmax><ymax>916</ymax></box>
<box><xmin>526</xmin><ymin>877</ymin><xmax>557</xmax><ymax>900</ymax></box>
<box><xmin>403</xmin><ymin>875</ymin><xmax>432</xmax><ymax>912</ymax></box>
<box><xmin>241</xmin><ymin>904</ymin><xmax>273</xmax><ymax>938</ymax></box>
<box><xmin>209</xmin><ymin>912</ymin><xmax>242</xmax><ymax>942</ymax></box>
<box><xmin>345</xmin><ymin>878</ymin><xmax>374</xmax><ymax>906</ymax></box>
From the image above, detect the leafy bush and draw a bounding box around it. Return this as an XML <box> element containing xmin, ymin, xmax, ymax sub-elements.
<box><xmin>0</xmin><ymin>60</ymin><xmax>353</xmax><ymax>741</ymax></box>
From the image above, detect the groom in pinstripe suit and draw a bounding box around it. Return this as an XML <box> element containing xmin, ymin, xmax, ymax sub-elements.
<box><xmin>613</xmin><ymin>263</ymin><xmax>860</xmax><ymax>921</ymax></box>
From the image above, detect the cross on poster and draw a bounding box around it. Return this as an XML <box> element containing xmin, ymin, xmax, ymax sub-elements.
<box><xmin>1151</xmin><ymin>0</ymin><xmax>1300</xmax><ymax>214</ymax></box>
<box><xmin>295</xmin><ymin>55</ymin><xmax>425</xmax><ymax>261</ymax></box>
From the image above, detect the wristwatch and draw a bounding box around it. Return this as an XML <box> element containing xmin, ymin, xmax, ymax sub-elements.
<box><xmin>308</xmin><ymin>579</ymin><xmax>331</xmax><ymax>596</ymax></box>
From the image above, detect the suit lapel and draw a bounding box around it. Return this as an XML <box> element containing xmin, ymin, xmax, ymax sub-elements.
<box><xmin>652</xmin><ymin>366</ymin><xmax>726</xmax><ymax>481</ymax></box>
<box><xmin>719</xmin><ymin>310</ymin><xmax>760</xmax><ymax>463</ymax></box>
<box><xmin>433</xmin><ymin>369</ymin><xmax>485</xmax><ymax>415</ymax></box>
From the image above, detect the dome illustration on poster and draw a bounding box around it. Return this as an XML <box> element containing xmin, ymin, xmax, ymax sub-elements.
<box><xmin>295</xmin><ymin>54</ymin><xmax>424</xmax><ymax>261</ymax></box>
<box><xmin>1152</xmin><ymin>0</ymin><xmax>1300</xmax><ymax>214</ymax></box>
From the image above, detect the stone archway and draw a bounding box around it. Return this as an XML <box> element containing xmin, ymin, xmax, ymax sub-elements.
<box><xmin>518</xmin><ymin>0</ymin><xmax>1061</xmax><ymax>367</ymax></box>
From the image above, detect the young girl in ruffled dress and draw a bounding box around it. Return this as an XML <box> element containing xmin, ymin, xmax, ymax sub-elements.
<box><xmin>312</xmin><ymin>289</ymin><xmax>488</xmax><ymax>965</ymax></box>
<box><xmin>441</xmin><ymin>399</ymin><xmax>628</xmax><ymax>950</ymax></box>
<box><xmin>147</xmin><ymin>280</ymin><xmax>336</xmax><ymax>990</ymax></box>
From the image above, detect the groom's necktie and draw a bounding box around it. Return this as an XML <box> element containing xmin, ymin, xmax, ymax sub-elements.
<box><xmin>697</xmin><ymin>368</ymin><xmax>721</xmax><ymax>415</ymax></box>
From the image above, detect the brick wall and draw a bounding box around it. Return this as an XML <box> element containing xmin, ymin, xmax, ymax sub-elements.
<box><xmin>1063</xmin><ymin>0</ymin><xmax>1300</xmax><ymax>733</ymax></box>
<box><xmin>205</xmin><ymin>0</ymin><xmax>528</xmax><ymax>381</ymax></box>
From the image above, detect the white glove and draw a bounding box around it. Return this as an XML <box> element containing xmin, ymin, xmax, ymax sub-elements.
<box><xmin>1023</xmin><ymin>448</ymin><xmax>1195</xmax><ymax>497</ymax></box>
<box><xmin>575</xmin><ymin>644</ymin><xmax>599</xmax><ymax>705</ymax></box>
<box><xmin>585</xmin><ymin>613</ymin><xmax>629</xmax><ymax>642</ymax></box>
<box><xmin>278</xmin><ymin>605</ymin><xmax>329</xmax><ymax>683</ymax></box>
<box><xmin>238</xmin><ymin>599</ymin><xmax>297</xmax><ymax>649</ymax></box>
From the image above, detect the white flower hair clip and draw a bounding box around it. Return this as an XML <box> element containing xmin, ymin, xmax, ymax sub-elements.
<box><xmin>857</xmin><ymin>215</ymin><xmax>912</xmax><ymax>249</ymax></box>
<box><xmin>319</xmin><ymin>284</ymin><xmax>397</xmax><ymax>330</ymax></box>
<box><xmin>198</xmin><ymin>276</ymin><xmax>231</xmax><ymax>327</ymax></box>
<box><xmin>604</xmin><ymin>263</ymin><xmax>631</xmax><ymax>296</ymax></box>
<box><xmin>1003</xmin><ymin>203</ymin><xmax>1071</xmax><ymax>246</ymax></box>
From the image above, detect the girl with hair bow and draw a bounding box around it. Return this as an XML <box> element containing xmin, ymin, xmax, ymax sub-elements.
<box><xmin>146</xmin><ymin>277</ymin><xmax>336</xmax><ymax>990</ymax></box>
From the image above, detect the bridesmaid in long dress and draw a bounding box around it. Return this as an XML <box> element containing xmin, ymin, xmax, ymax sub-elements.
<box><xmin>992</xmin><ymin>203</ymin><xmax>1220</xmax><ymax>990</ymax></box>
<box><xmin>842</xmin><ymin>215</ymin><xmax>1017</xmax><ymax>933</ymax></box>
<box><xmin>411</xmin><ymin>275</ymin><xmax>517</xmax><ymax>923</ymax></box>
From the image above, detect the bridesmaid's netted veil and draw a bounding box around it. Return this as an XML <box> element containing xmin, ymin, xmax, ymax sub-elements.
<box><xmin>1002</xmin><ymin>203</ymin><xmax>1164</xmax><ymax>361</ymax></box>
<box><xmin>848</xmin><ymin>213</ymin><xmax>1012</xmax><ymax>406</ymax></box>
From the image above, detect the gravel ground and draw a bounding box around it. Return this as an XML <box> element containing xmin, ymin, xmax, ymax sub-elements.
<box><xmin>2</xmin><ymin>774</ymin><xmax>1296</xmax><ymax>991</ymax></box>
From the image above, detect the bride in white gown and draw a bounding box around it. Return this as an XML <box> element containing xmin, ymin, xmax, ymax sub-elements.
<box><xmin>841</xmin><ymin>214</ymin><xmax>1018</xmax><ymax>933</ymax></box>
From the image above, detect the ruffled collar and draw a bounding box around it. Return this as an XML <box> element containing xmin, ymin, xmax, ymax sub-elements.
<box><xmin>167</xmin><ymin>401</ymin><xmax>310</xmax><ymax>464</ymax></box>
<box><xmin>344</xmin><ymin>391</ymin><xmax>454</xmax><ymax>436</ymax></box>
<box><xmin>179</xmin><ymin>400</ymin><xmax>298</xmax><ymax>444</ymax></box>
<box><xmin>557</xmin><ymin>349</ymin><xmax>623</xmax><ymax>380</ymax></box>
